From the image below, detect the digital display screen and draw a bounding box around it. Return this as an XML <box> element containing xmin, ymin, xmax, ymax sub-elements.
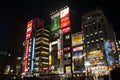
<box><xmin>104</xmin><ymin>42</ymin><xmax>115</xmax><ymax>66</ymax></box>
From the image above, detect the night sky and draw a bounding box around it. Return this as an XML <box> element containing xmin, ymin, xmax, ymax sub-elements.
<box><xmin>0</xmin><ymin>0</ymin><xmax>119</xmax><ymax>51</ymax></box>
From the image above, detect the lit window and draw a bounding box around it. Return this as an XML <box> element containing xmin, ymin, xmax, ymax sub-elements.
<box><xmin>93</xmin><ymin>22</ymin><xmax>96</xmax><ymax>24</ymax></box>
<box><xmin>89</xmin><ymin>24</ymin><xmax>91</xmax><ymax>25</ymax></box>
<box><xmin>65</xmin><ymin>35</ymin><xmax>70</xmax><ymax>39</ymax></box>
<box><xmin>99</xmin><ymin>31</ymin><xmax>102</xmax><ymax>33</ymax></box>
<box><xmin>42</xmin><ymin>62</ymin><xmax>48</xmax><ymax>64</ymax></box>
<box><xmin>100</xmin><ymin>38</ymin><xmax>103</xmax><ymax>40</ymax></box>
<box><xmin>95</xmin><ymin>32</ymin><xmax>97</xmax><ymax>34</ymax></box>
<box><xmin>84</xmin><ymin>25</ymin><xmax>87</xmax><ymax>27</ymax></box>
<box><xmin>87</xmin><ymin>17</ymin><xmax>90</xmax><ymax>19</ymax></box>
<box><xmin>96</xmin><ymin>39</ymin><xmax>99</xmax><ymax>41</ymax></box>
<box><xmin>90</xmin><ymin>34</ymin><xmax>93</xmax><ymax>36</ymax></box>
<box><xmin>91</xmin><ymin>40</ymin><xmax>94</xmax><ymax>42</ymax></box>
<box><xmin>87</xmin><ymin>41</ymin><xmax>90</xmax><ymax>44</ymax></box>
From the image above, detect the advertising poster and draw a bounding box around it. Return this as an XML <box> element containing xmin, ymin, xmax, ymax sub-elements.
<box><xmin>104</xmin><ymin>42</ymin><xmax>115</xmax><ymax>66</ymax></box>
<box><xmin>72</xmin><ymin>32</ymin><xmax>83</xmax><ymax>46</ymax></box>
<box><xmin>51</xmin><ymin>12</ymin><xmax>60</xmax><ymax>32</ymax></box>
<box><xmin>60</xmin><ymin>7</ymin><xmax>70</xmax><ymax>28</ymax></box>
<box><xmin>26</xmin><ymin>20</ymin><xmax>33</xmax><ymax>39</ymax></box>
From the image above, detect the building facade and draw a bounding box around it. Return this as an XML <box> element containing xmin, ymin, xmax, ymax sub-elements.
<box><xmin>7</xmin><ymin>15</ymin><xmax>26</xmax><ymax>75</ymax></box>
<box><xmin>49</xmin><ymin>6</ymin><xmax>72</xmax><ymax>74</ymax></box>
<box><xmin>71</xmin><ymin>32</ymin><xmax>85</xmax><ymax>76</ymax></box>
<box><xmin>23</xmin><ymin>18</ymin><xmax>50</xmax><ymax>77</ymax></box>
<box><xmin>34</xmin><ymin>26</ymin><xmax>50</xmax><ymax>76</ymax></box>
<box><xmin>81</xmin><ymin>9</ymin><xmax>118</xmax><ymax>75</ymax></box>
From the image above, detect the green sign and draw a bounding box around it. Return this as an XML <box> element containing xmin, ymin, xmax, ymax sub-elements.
<box><xmin>51</xmin><ymin>12</ymin><xmax>60</xmax><ymax>32</ymax></box>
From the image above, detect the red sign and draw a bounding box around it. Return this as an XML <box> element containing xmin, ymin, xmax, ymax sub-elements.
<box><xmin>60</xmin><ymin>7</ymin><xmax>70</xmax><ymax>28</ymax></box>
<box><xmin>26</xmin><ymin>20</ymin><xmax>33</xmax><ymax>39</ymax></box>
<box><xmin>62</xmin><ymin>26</ymin><xmax>71</xmax><ymax>34</ymax></box>
<box><xmin>23</xmin><ymin>40</ymin><xmax>29</xmax><ymax>72</ymax></box>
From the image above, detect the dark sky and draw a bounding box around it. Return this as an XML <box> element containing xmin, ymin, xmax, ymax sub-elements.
<box><xmin>0</xmin><ymin>0</ymin><xmax>119</xmax><ymax>51</ymax></box>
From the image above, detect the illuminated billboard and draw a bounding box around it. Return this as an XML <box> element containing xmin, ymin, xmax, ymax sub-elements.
<box><xmin>88</xmin><ymin>50</ymin><xmax>103</xmax><ymax>63</ymax></box>
<box><xmin>51</xmin><ymin>12</ymin><xmax>60</xmax><ymax>32</ymax></box>
<box><xmin>73</xmin><ymin>46</ymin><xmax>84</xmax><ymax>71</ymax></box>
<box><xmin>26</xmin><ymin>20</ymin><xmax>33</xmax><ymax>39</ymax></box>
<box><xmin>104</xmin><ymin>42</ymin><xmax>115</xmax><ymax>66</ymax></box>
<box><xmin>65</xmin><ymin>66</ymin><xmax>71</xmax><ymax>73</ymax></box>
<box><xmin>72</xmin><ymin>32</ymin><xmax>83</xmax><ymax>46</ymax></box>
<box><xmin>60</xmin><ymin>7</ymin><xmax>70</xmax><ymax>28</ymax></box>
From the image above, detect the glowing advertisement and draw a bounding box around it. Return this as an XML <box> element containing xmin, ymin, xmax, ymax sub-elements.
<box><xmin>73</xmin><ymin>47</ymin><xmax>84</xmax><ymax>71</ymax></box>
<box><xmin>72</xmin><ymin>32</ymin><xmax>83</xmax><ymax>46</ymax></box>
<box><xmin>65</xmin><ymin>66</ymin><xmax>71</xmax><ymax>73</ymax></box>
<box><xmin>23</xmin><ymin>40</ymin><xmax>29</xmax><ymax>72</ymax></box>
<box><xmin>88</xmin><ymin>50</ymin><xmax>103</xmax><ymax>61</ymax></box>
<box><xmin>104</xmin><ymin>42</ymin><xmax>115</xmax><ymax>66</ymax></box>
<box><xmin>73</xmin><ymin>46</ymin><xmax>83</xmax><ymax>51</ymax></box>
<box><xmin>51</xmin><ymin>12</ymin><xmax>60</xmax><ymax>32</ymax></box>
<box><xmin>26</xmin><ymin>20</ymin><xmax>33</xmax><ymax>39</ymax></box>
<box><xmin>51</xmin><ymin>44</ymin><xmax>60</xmax><ymax>67</ymax></box>
<box><xmin>31</xmin><ymin>38</ymin><xmax>35</xmax><ymax>71</ymax></box>
<box><xmin>62</xmin><ymin>26</ymin><xmax>71</xmax><ymax>34</ymax></box>
<box><xmin>60</xmin><ymin>7</ymin><xmax>70</xmax><ymax>28</ymax></box>
<box><xmin>111</xmin><ymin>41</ymin><xmax>116</xmax><ymax>53</ymax></box>
<box><xmin>58</xmin><ymin>39</ymin><xmax>62</xmax><ymax>59</ymax></box>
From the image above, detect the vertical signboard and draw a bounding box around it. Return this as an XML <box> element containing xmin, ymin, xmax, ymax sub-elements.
<box><xmin>31</xmin><ymin>38</ymin><xmax>35</xmax><ymax>71</ymax></box>
<box><xmin>23</xmin><ymin>40</ymin><xmax>29</xmax><ymax>72</ymax></box>
<box><xmin>60</xmin><ymin>7</ymin><xmax>70</xmax><ymax>28</ymax></box>
<box><xmin>51</xmin><ymin>12</ymin><xmax>60</xmax><ymax>32</ymax></box>
<box><xmin>26</xmin><ymin>20</ymin><xmax>33</xmax><ymax>40</ymax></box>
<box><xmin>73</xmin><ymin>46</ymin><xmax>84</xmax><ymax>72</ymax></box>
<box><xmin>104</xmin><ymin>42</ymin><xmax>115</xmax><ymax>66</ymax></box>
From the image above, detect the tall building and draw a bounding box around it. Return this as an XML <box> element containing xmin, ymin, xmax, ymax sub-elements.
<box><xmin>34</xmin><ymin>26</ymin><xmax>50</xmax><ymax>76</ymax></box>
<box><xmin>81</xmin><ymin>9</ymin><xmax>118</xmax><ymax>75</ymax></box>
<box><xmin>23</xmin><ymin>17</ymin><xmax>50</xmax><ymax>77</ymax></box>
<box><xmin>49</xmin><ymin>6</ymin><xmax>72</xmax><ymax>74</ymax></box>
<box><xmin>7</xmin><ymin>15</ymin><xmax>26</xmax><ymax>75</ymax></box>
